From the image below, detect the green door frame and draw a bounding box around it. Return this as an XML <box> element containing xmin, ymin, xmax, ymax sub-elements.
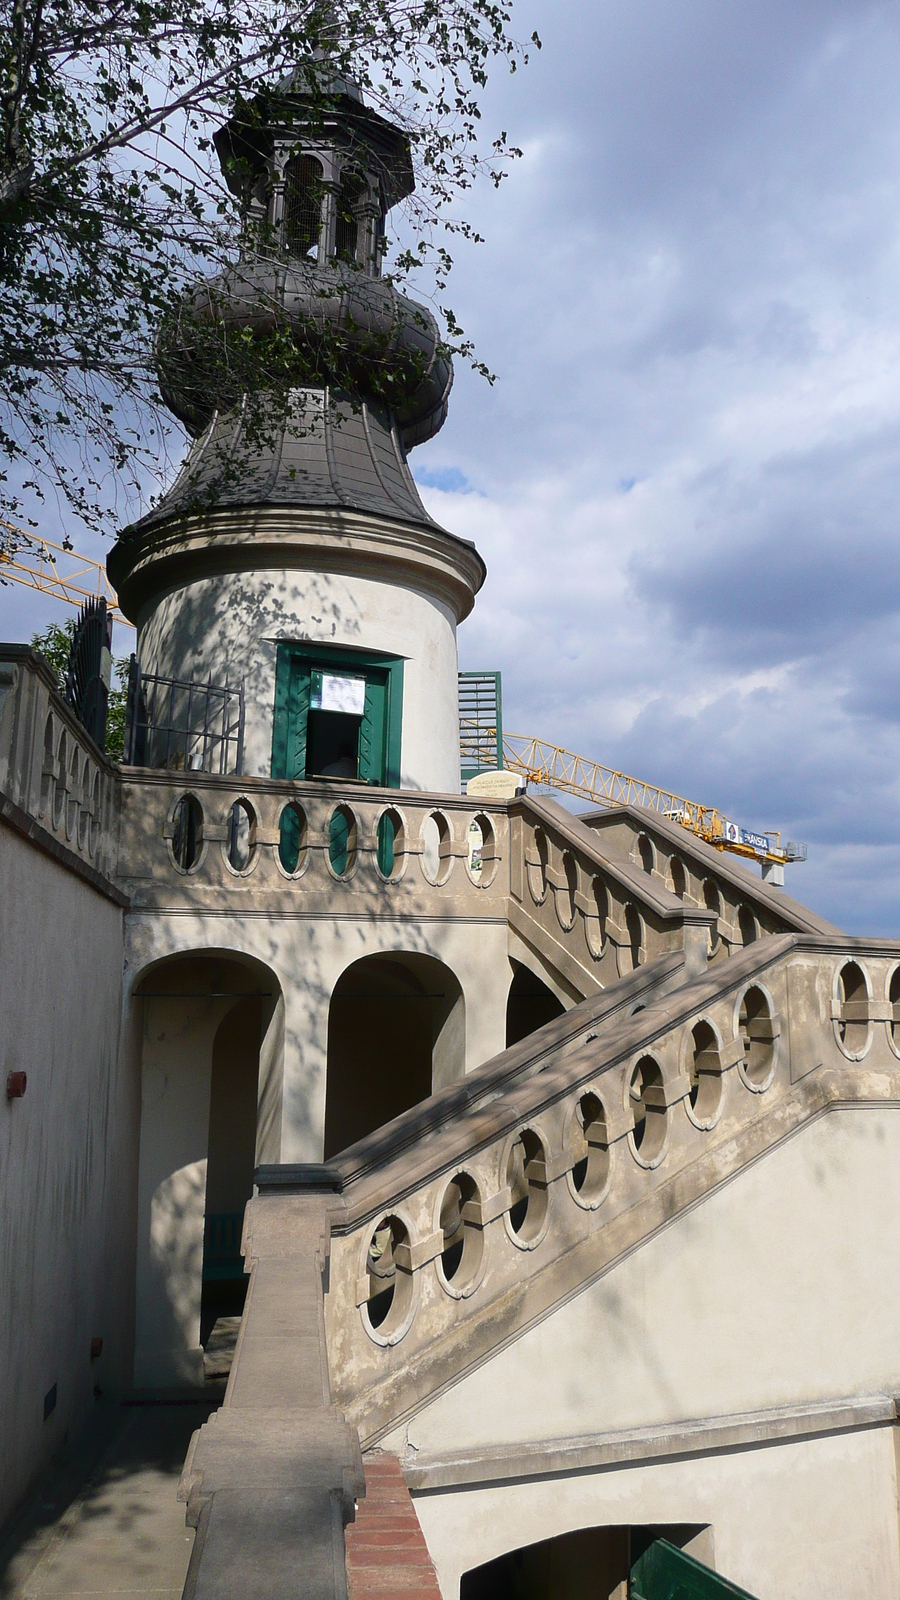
<box><xmin>271</xmin><ymin>642</ymin><xmax>404</xmax><ymax>787</ymax></box>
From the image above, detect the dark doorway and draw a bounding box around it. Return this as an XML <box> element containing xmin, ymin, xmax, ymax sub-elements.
<box><xmin>324</xmin><ymin>954</ymin><xmax>464</xmax><ymax>1157</ymax></box>
<box><xmin>200</xmin><ymin>996</ymin><xmax>262</xmax><ymax>1341</ymax></box>
<box><xmin>506</xmin><ymin>961</ymin><xmax>565</xmax><ymax>1048</ymax></box>
<box><xmin>306</xmin><ymin>709</ymin><xmax>361</xmax><ymax>779</ymax></box>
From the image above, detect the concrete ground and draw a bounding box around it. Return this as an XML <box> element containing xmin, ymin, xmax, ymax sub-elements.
<box><xmin>0</xmin><ymin>1399</ymin><xmax>219</xmax><ymax>1599</ymax></box>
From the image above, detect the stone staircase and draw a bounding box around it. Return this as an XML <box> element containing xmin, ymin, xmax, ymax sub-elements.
<box><xmin>178</xmin><ymin>918</ymin><xmax>900</xmax><ymax>1594</ymax></box>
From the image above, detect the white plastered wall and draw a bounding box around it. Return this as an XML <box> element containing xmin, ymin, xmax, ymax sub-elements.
<box><xmin>136</xmin><ymin>567</ymin><xmax>461</xmax><ymax>792</ymax></box>
<box><xmin>379</xmin><ymin>1108</ymin><xmax>900</xmax><ymax>1600</ymax></box>
<box><xmin>412</xmin><ymin>1426</ymin><xmax>900</xmax><ymax>1600</ymax></box>
<box><xmin>0</xmin><ymin>828</ymin><xmax>130</xmax><ymax>1524</ymax></box>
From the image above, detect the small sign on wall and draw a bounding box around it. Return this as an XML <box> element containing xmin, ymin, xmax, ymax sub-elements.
<box><xmin>310</xmin><ymin>671</ymin><xmax>367</xmax><ymax>716</ymax></box>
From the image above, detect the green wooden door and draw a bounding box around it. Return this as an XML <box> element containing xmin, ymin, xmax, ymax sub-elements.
<box><xmin>272</xmin><ymin>645</ymin><xmax>403</xmax><ymax>787</ymax></box>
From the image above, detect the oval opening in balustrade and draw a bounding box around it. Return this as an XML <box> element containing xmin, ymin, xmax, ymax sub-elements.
<box><xmin>738</xmin><ymin>905</ymin><xmax>758</xmax><ymax>947</ymax></box>
<box><xmin>53</xmin><ymin>730</ymin><xmax>67</xmax><ymax>831</ymax></box>
<box><xmin>329</xmin><ymin>804</ymin><xmax>358</xmax><ymax>877</ymax></box>
<box><xmin>668</xmin><ymin>857</ymin><xmax>687</xmax><ymax>899</ymax></box>
<box><xmin>527</xmin><ymin>828</ymin><xmax>549</xmax><ymax>903</ymax></box>
<box><xmin>89</xmin><ymin>771</ymin><xmax>101</xmax><ymax>858</ymax></box>
<box><xmin>836</xmin><ymin>960</ymin><xmax>869</xmax><ymax>1056</ymax></box>
<box><xmin>41</xmin><ymin>714</ymin><xmax>54</xmax><ymax>816</ymax></box>
<box><xmin>586</xmin><ymin>877</ymin><xmax>608</xmax><ymax>958</ymax></box>
<box><xmin>66</xmin><ymin>745</ymin><xmax>79</xmax><ymax>840</ymax></box>
<box><xmin>739</xmin><ymin>985</ymin><xmax>777</xmax><ymax>1088</ymax></box>
<box><xmin>364</xmin><ymin>1214</ymin><xmax>413</xmax><ymax>1338</ymax></box>
<box><xmin>689</xmin><ymin>1019</ymin><xmax>722</xmax><ymax>1124</ymax></box>
<box><xmin>570</xmin><ymin>1092</ymin><xmax>610</xmax><ymax>1205</ymax></box>
<box><xmin>226</xmin><ymin>798</ymin><xmax>257</xmax><ymax>872</ymax></box>
<box><xmin>703</xmin><ymin>879</ymin><xmax>722</xmax><ymax>951</ymax></box>
<box><xmin>506</xmin><ymin>1128</ymin><xmax>549</xmax><ymax>1244</ymax></box>
<box><xmin>421</xmin><ymin>811</ymin><xmax>452</xmax><ymax>886</ymax></box>
<box><xmin>438</xmin><ymin>1172</ymin><xmax>483</xmax><ymax>1291</ymax></box>
<box><xmin>278</xmin><ymin>802</ymin><xmax>308</xmax><ymax>876</ymax></box>
<box><xmin>78</xmin><ymin>761</ymin><xmax>93</xmax><ymax>852</ymax></box>
<box><xmin>557</xmin><ymin>852</ymin><xmax>578</xmax><ymax>930</ymax></box>
<box><xmin>624</xmin><ymin>903</ymin><xmax>643</xmax><ymax>970</ymax></box>
<box><xmin>377</xmin><ymin>807</ymin><xmax>405</xmax><ymax>880</ymax></box>
<box><xmin>890</xmin><ymin>967</ymin><xmax>900</xmax><ymax>1053</ymax></box>
<box><xmin>628</xmin><ymin>1055</ymin><xmax>667</xmax><ymax>1162</ymax></box>
<box><xmin>172</xmin><ymin>793</ymin><xmax>203</xmax><ymax>872</ymax></box>
<box><xmin>468</xmin><ymin>812</ymin><xmax>497</xmax><ymax>888</ymax></box>
<box><xmin>637</xmin><ymin>834</ymin><xmax>654</xmax><ymax>874</ymax></box>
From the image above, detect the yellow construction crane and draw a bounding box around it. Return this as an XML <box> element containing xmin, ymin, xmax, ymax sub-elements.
<box><xmin>0</xmin><ymin>520</ymin><xmax>126</xmax><ymax>621</ymax></box>
<box><xmin>500</xmin><ymin>734</ymin><xmax>806</xmax><ymax>868</ymax></box>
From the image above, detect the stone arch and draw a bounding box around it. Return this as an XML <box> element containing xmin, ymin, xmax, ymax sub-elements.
<box><xmin>131</xmin><ymin>950</ymin><xmax>283</xmax><ymax>1388</ymax></box>
<box><xmin>324</xmin><ymin>952</ymin><xmax>465</xmax><ymax>1158</ymax></box>
<box><xmin>506</xmin><ymin>960</ymin><xmax>566</xmax><ymax>1048</ymax></box>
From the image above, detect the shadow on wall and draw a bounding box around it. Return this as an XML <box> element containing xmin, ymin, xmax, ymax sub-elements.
<box><xmin>506</xmin><ymin>960</ymin><xmax>566</xmax><ymax>1049</ymax></box>
<box><xmin>324</xmin><ymin>952</ymin><xmax>465</xmax><ymax>1157</ymax></box>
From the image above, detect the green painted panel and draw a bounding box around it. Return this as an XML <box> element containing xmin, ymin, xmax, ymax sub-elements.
<box><xmin>377</xmin><ymin>811</ymin><xmax>395</xmax><ymax>876</ymax></box>
<box><xmin>632</xmin><ymin>1541</ymin><xmax>759</xmax><ymax>1600</ymax></box>
<box><xmin>272</xmin><ymin>643</ymin><xmax>403</xmax><ymax>786</ymax></box>
<box><xmin>329</xmin><ymin>806</ymin><xmax>350</xmax><ymax>874</ymax></box>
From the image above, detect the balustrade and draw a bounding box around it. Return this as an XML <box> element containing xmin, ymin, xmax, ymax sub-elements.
<box><xmin>305</xmin><ymin>937</ymin><xmax>900</xmax><ymax>1442</ymax></box>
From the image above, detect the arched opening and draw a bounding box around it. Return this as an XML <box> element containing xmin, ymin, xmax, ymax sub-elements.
<box><xmin>506</xmin><ymin>961</ymin><xmax>565</xmax><ymax>1048</ymax></box>
<box><xmin>283</xmin><ymin>152</ymin><xmax>323</xmax><ymax>258</ymax></box>
<box><xmin>461</xmin><ymin>1525</ymin><xmax>711</xmax><ymax>1600</ymax></box>
<box><xmin>132</xmin><ymin>952</ymin><xmax>283</xmax><ymax>1389</ymax></box>
<box><xmin>324</xmin><ymin>953</ymin><xmax>465</xmax><ymax>1157</ymax></box>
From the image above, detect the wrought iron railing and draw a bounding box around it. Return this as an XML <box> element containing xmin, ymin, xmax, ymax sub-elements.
<box><xmin>124</xmin><ymin>658</ymin><xmax>244</xmax><ymax>775</ymax></box>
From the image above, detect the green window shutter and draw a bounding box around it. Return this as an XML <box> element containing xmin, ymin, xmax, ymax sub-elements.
<box><xmin>272</xmin><ymin>648</ymin><xmax>312</xmax><ymax>780</ymax></box>
<box><xmin>272</xmin><ymin>645</ymin><xmax>403</xmax><ymax>786</ymax></box>
<box><xmin>359</xmin><ymin>676</ymin><xmax>388</xmax><ymax>785</ymax></box>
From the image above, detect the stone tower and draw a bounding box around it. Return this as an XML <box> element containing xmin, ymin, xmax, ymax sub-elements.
<box><xmin>108</xmin><ymin>63</ymin><xmax>485</xmax><ymax>790</ymax></box>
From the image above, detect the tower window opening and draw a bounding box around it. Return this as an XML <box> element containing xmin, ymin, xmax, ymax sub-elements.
<box><xmin>283</xmin><ymin>153</ymin><xmax>323</xmax><ymax>259</ymax></box>
<box><xmin>335</xmin><ymin>169</ymin><xmax>364</xmax><ymax>261</ymax></box>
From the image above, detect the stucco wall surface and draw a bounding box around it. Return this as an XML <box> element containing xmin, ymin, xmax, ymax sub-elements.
<box><xmin>412</xmin><ymin>1423</ymin><xmax>900</xmax><ymax>1600</ymax></box>
<box><xmin>384</xmin><ymin>1107</ymin><xmax>900</xmax><ymax>1460</ymax></box>
<box><xmin>0</xmin><ymin>826</ymin><xmax>130</xmax><ymax>1527</ymax></box>
<box><xmin>137</xmin><ymin>567</ymin><xmax>461</xmax><ymax>791</ymax></box>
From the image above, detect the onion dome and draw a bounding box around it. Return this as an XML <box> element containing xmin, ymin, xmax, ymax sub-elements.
<box><xmin>156</xmin><ymin>63</ymin><xmax>452</xmax><ymax>453</ymax></box>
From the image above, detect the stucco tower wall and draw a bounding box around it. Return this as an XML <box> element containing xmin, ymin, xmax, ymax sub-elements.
<box><xmin>112</xmin><ymin>504</ymin><xmax>485</xmax><ymax>794</ymax></box>
<box><xmin>136</xmin><ymin>564</ymin><xmax>461</xmax><ymax>791</ymax></box>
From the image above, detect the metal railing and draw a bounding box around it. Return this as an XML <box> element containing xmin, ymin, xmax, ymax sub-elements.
<box><xmin>124</xmin><ymin>659</ymin><xmax>245</xmax><ymax>775</ymax></box>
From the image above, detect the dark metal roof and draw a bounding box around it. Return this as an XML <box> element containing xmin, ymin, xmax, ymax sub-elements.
<box><xmin>131</xmin><ymin>388</ymin><xmax>444</xmax><ymax>534</ymax></box>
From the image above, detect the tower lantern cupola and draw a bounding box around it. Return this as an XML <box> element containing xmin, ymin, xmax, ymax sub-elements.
<box><xmin>108</xmin><ymin>60</ymin><xmax>484</xmax><ymax>793</ymax></box>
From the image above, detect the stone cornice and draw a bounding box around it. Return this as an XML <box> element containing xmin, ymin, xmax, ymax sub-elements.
<box><xmin>108</xmin><ymin>502</ymin><xmax>486</xmax><ymax>626</ymax></box>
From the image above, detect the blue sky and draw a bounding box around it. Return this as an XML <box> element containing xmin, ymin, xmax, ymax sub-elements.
<box><xmin>4</xmin><ymin>1</ymin><xmax>900</xmax><ymax>931</ymax></box>
<box><xmin>407</xmin><ymin>0</ymin><xmax>900</xmax><ymax>933</ymax></box>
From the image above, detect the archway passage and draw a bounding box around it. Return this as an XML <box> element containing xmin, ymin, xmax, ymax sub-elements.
<box><xmin>460</xmin><ymin>1525</ymin><xmax>712</xmax><ymax>1600</ymax></box>
<box><xmin>506</xmin><ymin>961</ymin><xmax>565</xmax><ymax>1048</ymax></box>
<box><xmin>133</xmin><ymin>953</ymin><xmax>282</xmax><ymax>1387</ymax></box>
<box><xmin>324</xmin><ymin>953</ymin><xmax>464</xmax><ymax>1158</ymax></box>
